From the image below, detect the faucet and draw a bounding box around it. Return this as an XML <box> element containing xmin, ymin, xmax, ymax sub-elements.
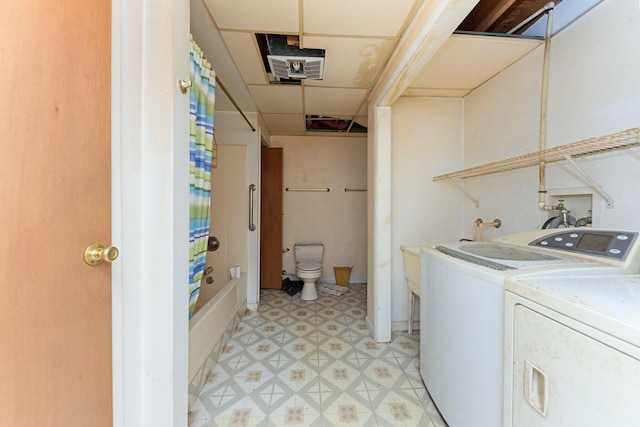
<box><xmin>552</xmin><ymin>200</ymin><xmax>571</xmax><ymax>228</ymax></box>
<box><xmin>473</xmin><ymin>218</ymin><xmax>502</xmax><ymax>241</ymax></box>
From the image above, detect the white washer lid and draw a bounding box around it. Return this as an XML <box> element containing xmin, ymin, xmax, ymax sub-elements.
<box><xmin>297</xmin><ymin>261</ymin><xmax>322</xmax><ymax>271</ymax></box>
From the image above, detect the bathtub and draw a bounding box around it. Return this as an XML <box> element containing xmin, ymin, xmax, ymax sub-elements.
<box><xmin>188</xmin><ymin>273</ymin><xmax>246</xmax><ymax>408</ymax></box>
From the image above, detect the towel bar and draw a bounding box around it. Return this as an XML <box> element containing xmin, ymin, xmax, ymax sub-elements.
<box><xmin>285</xmin><ymin>187</ymin><xmax>330</xmax><ymax>192</ymax></box>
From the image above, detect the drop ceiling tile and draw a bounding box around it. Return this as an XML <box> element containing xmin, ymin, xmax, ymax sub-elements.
<box><xmin>191</xmin><ymin>0</ymin><xmax>256</xmax><ymax>113</ymax></box>
<box><xmin>408</xmin><ymin>34</ymin><xmax>542</xmax><ymax>92</ymax></box>
<box><xmin>354</xmin><ymin>116</ymin><xmax>368</xmax><ymax>128</ymax></box>
<box><xmin>303</xmin><ymin>36</ymin><xmax>394</xmax><ymax>88</ymax></box>
<box><xmin>261</xmin><ymin>113</ymin><xmax>306</xmax><ymax>134</ymax></box>
<box><xmin>221</xmin><ymin>31</ymin><xmax>268</xmax><ymax>85</ymax></box>
<box><xmin>304</xmin><ymin>87</ymin><xmax>368</xmax><ymax>117</ymax></box>
<box><xmin>248</xmin><ymin>85</ymin><xmax>303</xmax><ymax>114</ymax></box>
<box><xmin>204</xmin><ymin>0</ymin><xmax>299</xmax><ymax>33</ymax></box>
<box><xmin>303</xmin><ymin>0</ymin><xmax>418</xmax><ymax>37</ymax></box>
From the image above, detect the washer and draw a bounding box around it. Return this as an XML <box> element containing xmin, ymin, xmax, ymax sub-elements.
<box><xmin>504</xmin><ymin>274</ymin><xmax>640</xmax><ymax>426</ymax></box>
<box><xmin>419</xmin><ymin>229</ymin><xmax>640</xmax><ymax>427</ymax></box>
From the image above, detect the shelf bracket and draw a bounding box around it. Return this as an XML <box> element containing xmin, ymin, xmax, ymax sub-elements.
<box><xmin>562</xmin><ymin>153</ymin><xmax>614</xmax><ymax>209</ymax></box>
<box><xmin>628</xmin><ymin>147</ymin><xmax>640</xmax><ymax>162</ymax></box>
<box><xmin>447</xmin><ymin>178</ymin><xmax>479</xmax><ymax>208</ymax></box>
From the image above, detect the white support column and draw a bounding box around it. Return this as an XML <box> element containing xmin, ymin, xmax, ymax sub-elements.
<box><xmin>112</xmin><ymin>0</ymin><xmax>190</xmax><ymax>425</ymax></box>
<box><xmin>368</xmin><ymin>106</ymin><xmax>392</xmax><ymax>342</ymax></box>
<box><xmin>365</xmin><ymin>0</ymin><xmax>479</xmax><ymax>341</ymax></box>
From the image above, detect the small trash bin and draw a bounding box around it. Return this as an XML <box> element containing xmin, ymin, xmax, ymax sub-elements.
<box><xmin>334</xmin><ymin>266</ymin><xmax>351</xmax><ymax>287</ymax></box>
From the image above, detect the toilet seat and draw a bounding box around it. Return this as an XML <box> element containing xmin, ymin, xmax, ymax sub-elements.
<box><xmin>297</xmin><ymin>261</ymin><xmax>322</xmax><ymax>272</ymax></box>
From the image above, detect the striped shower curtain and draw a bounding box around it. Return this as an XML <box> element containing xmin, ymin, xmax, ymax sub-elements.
<box><xmin>189</xmin><ymin>36</ymin><xmax>216</xmax><ymax>318</ymax></box>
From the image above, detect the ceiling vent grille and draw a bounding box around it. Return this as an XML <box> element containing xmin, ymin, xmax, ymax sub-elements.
<box><xmin>267</xmin><ymin>55</ymin><xmax>325</xmax><ymax>80</ymax></box>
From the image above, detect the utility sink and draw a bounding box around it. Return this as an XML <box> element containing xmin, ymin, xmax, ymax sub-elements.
<box><xmin>401</xmin><ymin>246</ymin><xmax>421</xmax><ymax>286</ymax></box>
<box><xmin>401</xmin><ymin>246</ymin><xmax>422</xmax><ymax>334</ymax></box>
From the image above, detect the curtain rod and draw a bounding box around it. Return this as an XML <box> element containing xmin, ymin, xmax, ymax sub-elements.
<box><xmin>215</xmin><ymin>77</ymin><xmax>256</xmax><ymax>132</ymax></box>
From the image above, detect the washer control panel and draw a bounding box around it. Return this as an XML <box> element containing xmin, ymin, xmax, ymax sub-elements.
<box><xmin>529</xmin><ymin>230</ymin><xmax>638</xmax><ymax>260</ymax></box>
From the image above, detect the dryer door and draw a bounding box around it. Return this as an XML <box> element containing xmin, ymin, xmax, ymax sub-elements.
<box><xmin>510</xmin><ymin>305</ymin><xmax>640</xmax><ymax>426</ymax></box>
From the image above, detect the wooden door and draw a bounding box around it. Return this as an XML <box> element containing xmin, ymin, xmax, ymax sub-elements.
<box><xmin>0</xmin><ymin>1</ymin><xmax>113</xmax><ymax>425</ymax></box>
<box><xmin>260</xmin><ymin>147</ymin><xmax>283</xmax><ymax>289</ymax></box>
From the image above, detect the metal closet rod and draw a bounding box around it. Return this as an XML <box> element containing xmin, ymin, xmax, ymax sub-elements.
<box><xmin>215</xmin><ymin>77</ymin><xmax>255</xmax><ymax>132</ymax></box>
<box><xmin>285</xmin><ymin>187</ymin><xmax>330</xmax><ymax>192</ymax></box>
<box><xmin>508</xmin><ymin>1</ymin><xmax>556</xmax><ymax>35</ymax></box>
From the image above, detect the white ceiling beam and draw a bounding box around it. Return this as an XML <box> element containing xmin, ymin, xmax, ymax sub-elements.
<box><xmin>369</xmin><ymin>0</ymin><xmax>480</xmax><ymax>107</ymax></box>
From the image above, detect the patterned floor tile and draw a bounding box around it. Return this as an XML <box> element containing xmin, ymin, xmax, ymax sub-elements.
<box><xmin>284</xmin><ymin>318</ymin><xmax>317</xmax><ymax>338</ymax></box>
<box><xmin>345</xmin><ymin>320</ymin><xmax>371</xmax><ymax>336</ymax></box>
<box><xmin>317</xmin><ymin>319</ymin><xmax>349</xmax><ymax>336</ymax></box>
<box><xmin>389</xmin><ymin>333</ymin><xmax>420</xmax><ymax>358</ymax></box>
<box><xmin>192</xmin><ymin>284</ymin><xmax>447</xmax><ymax>427</ymax></box>
<box><xmin>290</xmin><ymin>298</ymin><xmax>317</xmax><ymax>309</ymax></box>
<box><xmin>188</xmin><ymin>398</ymin><xmax>213</xmax><ymax>427</ymax></box>
<box><xmin>322</xmin><ymin>393</ymin><xmax>378</xmax><ymax>426</ymax></box>
<box><xmin>288</xmin><ymin>306</ymin><xmax>317</xmax><ymax>320</ymax></box>
<box><xmin>342</xmin><ymin>306</ymin><xmax>367</xmax><ymax>320</ymax></box>
<box><xmin>420</xmin><ymin>391</ymin><xmax>448</xmax><ymax>427</ymax></box>
<box><xmin>266</xmin><ymin>394</ymin><xmax>323</xmax><ymax>426</ymax></box>
<box><xmin>350</xmin><ymin>335</ymin><xmax>396</xmax><ymax>360</ymax></box>
<box><xmin>359</xmin><ymin>360</ymin><xmax>407</xmax><ymax>390</ymax></box>
<box><xmin>317</xmin><ymin>336</ymin><xmax>356</xmax><ymax>360</ymax></box>
<box><xmin>372</xmin><ymin>390</ymin><xmax>429</xmax><ymax>427</ymax></box>
<box><xmin>395</xmin><ymin>357</ymin><xmax>426</xmax><ymax>390</ymax></box>
<box><xmin>275</xmin><ymin>360</ymin><xmax>320</xmax><ymax>392</ymax></box>
<box><xmin>270</xmin><ymin>328</ymin><xmax>301</xmax><ymax>347</ymax></box>
<box><xmin>318</xmin><ymin>359</ymin><xmax>364</xmax><ymax>392</ymax></box>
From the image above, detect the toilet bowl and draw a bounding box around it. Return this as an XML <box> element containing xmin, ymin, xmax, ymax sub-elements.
<box><xmin>294</xmin><ymin>244</ymin><xmax>323</xmax><ymax>301</ymax></box>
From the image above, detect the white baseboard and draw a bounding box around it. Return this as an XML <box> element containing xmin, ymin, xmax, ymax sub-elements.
<box><xmin>391</xmin><ymin>320</ymin><xmax>421</xmax><ymax>332</ymax></box>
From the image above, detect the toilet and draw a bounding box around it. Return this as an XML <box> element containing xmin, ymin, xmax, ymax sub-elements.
<box><xmin>294</xmin><ymin>243</ymin><xmax>323</xmax><ymax>301</ymax></box>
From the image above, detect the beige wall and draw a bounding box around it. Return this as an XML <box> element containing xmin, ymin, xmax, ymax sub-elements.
<box><xmin>390</xmin><ymin>97</ymin><xmax>464</xmax><ymax>326</ymax></box>
<box><xmin>270</xmin><ymin>135</ymin><xmax>368</xmax><ymax>284</ymax></box>
<box><xmin>387</xmin><ymin>0</ymin><xmax>640</xmax><ymax>328</ymax></box>
<box><xmin>462</xmin><ymin>0</ymin><xmax>640</xmax><ymax>234</ymax></box>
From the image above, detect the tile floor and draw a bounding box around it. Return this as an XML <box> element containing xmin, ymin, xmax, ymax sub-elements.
<box><xmin>189</xmin><ymin>283</ymin><xmax>447</xmax><ymax>427</ymax></box>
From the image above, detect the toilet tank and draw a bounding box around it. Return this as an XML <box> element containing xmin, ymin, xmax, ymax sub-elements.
<box><xmin>294</xmin><ymin>243</ymin><xmax>324</xmax><ymax>263</ymax></box>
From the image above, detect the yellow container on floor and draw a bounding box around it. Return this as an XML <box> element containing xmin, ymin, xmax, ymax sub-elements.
<box><xmin>334</xmin><ymin>266</ymin><xmax>351</xmax><ymax>287</ymax></box>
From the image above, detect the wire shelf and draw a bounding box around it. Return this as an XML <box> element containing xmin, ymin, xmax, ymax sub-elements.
<box><xmin>433</xmin><ymin>127</ymin><xmax>640</xmax><ymax>181</ymax></box>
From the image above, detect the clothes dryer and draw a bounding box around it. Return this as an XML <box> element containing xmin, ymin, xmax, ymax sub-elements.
<box><xmin>419</xmin><ymin>229</ymin><xmax>640</xmax><ymax>427</ymax></box>
<box><xmin>504</xmin><ymin>274</ymin><xmax>640</xmax><ymax>426</ymax></box>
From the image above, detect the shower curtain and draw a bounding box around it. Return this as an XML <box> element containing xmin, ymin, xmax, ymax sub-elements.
<box><xmin>189</xmin><ymin>36</ymin><xmax>216</xmax><ymax>318</ymax></box>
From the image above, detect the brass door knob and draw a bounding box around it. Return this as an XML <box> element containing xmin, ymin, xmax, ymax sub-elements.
<box><xmin>84</xmin><ymin>243</ymin><xmax>119</xmax><ymax>266</ymax></box>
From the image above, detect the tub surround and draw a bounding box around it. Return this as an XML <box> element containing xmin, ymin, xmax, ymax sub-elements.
<box><xmin>188</xmin><ymin>274</ymin><xmax>247</xmax><ymax>408</ymax></box>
